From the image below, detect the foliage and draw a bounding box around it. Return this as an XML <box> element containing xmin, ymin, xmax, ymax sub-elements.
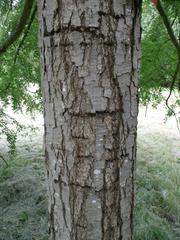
<box><xmin>0</xmin><ymin>0</ymin><xmax>41</xmax><ymax>112</ymax></box>
<box><xmin>140</xmin><ymin>0</ymin><xmax>180</xmax><ymax>108</ymax></box>
<box><xmin>0</xmin><ymin>109</ymin><xmax>24</xmax><ymax>156</ymax></box>
<box><xmin>19</xmin><ymin>211</ymin><xmax>29</xmax><ymax>222</ymax></box>
<box><xmin>0</xmin><ymin>0</ymin><xmax>41</xmax><ymax>155</ymax></box>
<box><xmin>0</xmin><ymin>0</ymin><xmax>179</xmax><ymax>111</ymax></box>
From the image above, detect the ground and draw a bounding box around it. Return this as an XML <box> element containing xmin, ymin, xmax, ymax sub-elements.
<box><xmin>135</xmin><ymin>105</ymin><xmax>180</xmax><ymax>240</ymax></box>
<box><xmin>0</xmin><ymin>105</ymin><xmax>179</xmax><ymax>240</ymax></box>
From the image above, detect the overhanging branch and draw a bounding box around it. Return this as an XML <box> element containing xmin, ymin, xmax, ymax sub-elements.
<box><xmin>156</xmin><ymin>0</ymin><xmax>180</xmax><ymax>91</ymax></box>
<box><xmin>14</xmin><ymin>4</ymin><xmax>37</xmax><ymax>63</ymax></box>
<box><xmin>152</xmin><ymin>0</ymin><xmax>180</xmax><ymax>129</ymax></box>
<box><xmin>156</xmin><ymin>0</ymin><xmax>180</xmax><ymax>55</ymax></box>
<box><xmin>0</xmin><ymin>0</ymin><xmax>34</xmax><ymax>54</ymax></box>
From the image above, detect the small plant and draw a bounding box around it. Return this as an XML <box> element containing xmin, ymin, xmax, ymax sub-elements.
<box><xmin>19</xmin><ymin>211</ymin><xmax>29</xmax><ymax>222</ymax></box>
<box><xmin>0</xmin><ymin>109</ymin><xmax>24</xmax><ymax>158</ymax></box>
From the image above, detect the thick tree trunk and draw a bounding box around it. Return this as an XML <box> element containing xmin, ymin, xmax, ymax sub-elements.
<box><xmin>38</xmin><ymin>1</ymin><xmax>141</xmax><ymax>239</ymax></box>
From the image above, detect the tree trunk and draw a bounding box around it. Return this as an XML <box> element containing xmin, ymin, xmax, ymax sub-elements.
<box><xmin>38</xmin><ymin>0</ymin><xmax>141</xmax><ymax>239</ymax></box>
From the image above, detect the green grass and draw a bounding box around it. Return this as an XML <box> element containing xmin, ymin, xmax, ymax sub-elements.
<box><xmin>0</xmin><ymin>149</ymin><xmax>48</xmax><ymax>240</ymax></box>
<box><xmin>134</xmin><ymin>133</ymin><xmax>180</xmax><ymax>240</ymax></box>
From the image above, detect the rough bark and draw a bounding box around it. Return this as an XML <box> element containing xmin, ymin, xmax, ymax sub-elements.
<box><xmin>38</xmin><ymin>0</ymin><xmax>141</xmax><ymax>239</ymax></box>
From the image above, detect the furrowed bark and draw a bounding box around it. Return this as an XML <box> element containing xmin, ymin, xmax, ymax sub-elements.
<box><xmin>38</xmin><ymin>0</ymin><xmax>141</xmax><ymax>239</ymax></box>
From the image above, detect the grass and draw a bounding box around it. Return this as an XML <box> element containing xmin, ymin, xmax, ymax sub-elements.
<box><xmin>0</xmin><ymin>147</ymin><xmax>48</xmax><ymax>240</ymax></box>
<box><xmin>134</xmin><ymin>132</ymin><xmax>180</xmax><ymax>240</ymax></box>
<box><xmin>0</xmin><ymin>129</ymin><xmax>179</xmax><ymax>239</ymax></box>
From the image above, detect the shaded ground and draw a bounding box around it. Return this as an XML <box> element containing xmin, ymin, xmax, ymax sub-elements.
<box><xmin>0</xmin><ymin>110</ymin><xmax>47</xmax><ymax>240</ymax></box>
<box><xmin>0</xmin><ymin>105</ymin><xmax>179</xmax><ymax>240</ymax></box>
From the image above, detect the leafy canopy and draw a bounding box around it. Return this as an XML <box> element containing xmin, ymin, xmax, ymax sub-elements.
<box><xmin>0</xmin><ymin>0</ymin><xmax>40</xmax><ymax>112</ymax></box>
<box><xmin>0</xmin><ymin>0</ymin><xmax>179</xmax><ymax>110</ymax></box>
<box><xmin>140</xmin><ymin>0</ymin><xmax>180</xmax><ymax>109</ymax></box>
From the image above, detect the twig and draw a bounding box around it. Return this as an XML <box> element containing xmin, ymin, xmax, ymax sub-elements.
<box><xmin>165</xmin><ymin>57</ymin><xmax>180</xmax><ymax>111</ymax></box>
<box><xmin>2</xmin><ymin>1</ymin><xmax>12</xmax><ymax>27</ymax></box>
<box><xmin>0</xmin><ymin>154</ymin><xmax>9</xmax><ymax>167</ymax></box>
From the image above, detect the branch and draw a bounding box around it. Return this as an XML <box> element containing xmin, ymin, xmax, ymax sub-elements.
<box><xmin>165</xmin><ymin>56</ymin><xmax>180</xmax><ymax>112</ymax></box>
<box><xmin>0</xmin><ymin>0</ymin><xmax>34</xmax><ymax>54</ymax></box>
<box><xmin>14</xmin><ymin>4</ymin><xmax>37</xmax><ymax>63</ymax></box>
<box><xmin>156</xmin><ymin>0</ymin><xmax>180</xmax><ymax>54</ymax></box>
<box><xmin>156</xmin><ymin>0</ymin><xmax>180</xmax><ymax>99</ymax></box>
<box><xmin>0</xmin><ymin>154</ymin><xmax>9</xmax><ymax>167</ymax></box>
<box><xmin>152</xmin><ymin>0</ymin><xmax>180</xmax><ymax>129</ymax></box>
